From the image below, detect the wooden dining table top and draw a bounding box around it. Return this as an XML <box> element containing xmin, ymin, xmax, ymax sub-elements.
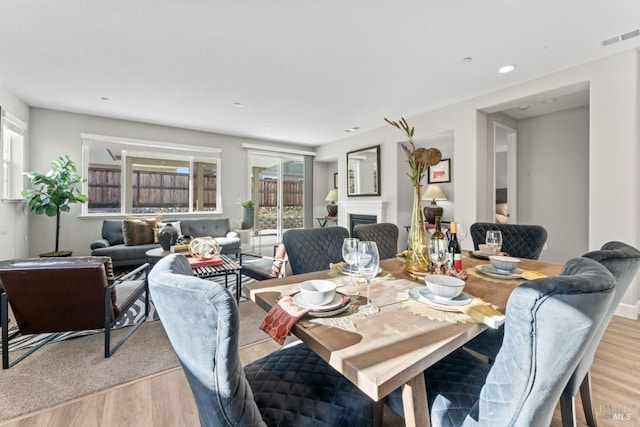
<box><xmin>244</xmin><ymin>253</ymin><xmax>562</xmax><ymax>427</ymax></box>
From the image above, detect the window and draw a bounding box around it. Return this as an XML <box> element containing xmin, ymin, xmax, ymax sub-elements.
<box><xmin>81</xmin><ymin>134</ymin><xmax>221</xmax><ymax>215</ymax></box>
<box><xmin>1</xmin><ymin>109</ymin><xmax>26</xmax><ymax>201</ymax></box>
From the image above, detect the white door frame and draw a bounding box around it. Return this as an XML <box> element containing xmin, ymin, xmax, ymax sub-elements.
<box><xmin>493</xmin><ymin>122</ymin><xmax>518</xmax><ymax>224</ymax></box>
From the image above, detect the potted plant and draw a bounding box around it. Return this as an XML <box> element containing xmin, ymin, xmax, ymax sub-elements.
<box><xmin>242</xmin><ymin>200</ymin><xmax>255</xmax><ymax>229</ymax></box>
<box><xmin>22</xmin><ymin>155</ymin><xmax>88</xmax><ymax>257</ymax></box>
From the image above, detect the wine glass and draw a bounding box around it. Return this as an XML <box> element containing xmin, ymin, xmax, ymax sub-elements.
<box><xmin>429</xmin><ymin>239</ymin><xmax>448</xmax><ymax>274</ymax></box>
<box><xmin>485</xmin><ymin>230</ymin><xmax>503</xmax><ymax>255</ymax></box>
<box><xmin>457</xmin><ymin>222</ymin><xmax>468</xmax><ymax>245</ymax></box>
<box><xmin>342</xmin><ymin>238</ymin><xmax>360</xmax><ymax>287</ymax></box>
<box><xmin>357</xmin><ymin>241</ymin><xmax>380</xmax><ymax>315</ymax></box>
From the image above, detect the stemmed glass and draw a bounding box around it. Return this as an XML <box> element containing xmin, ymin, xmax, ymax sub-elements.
<box><xmin>357</xmin><ymin>241</ymin><xmax>380</xmax><ymax>315</ymax></box>
<box><xmin>485</xmin><ymin>230</ymin><xmax>503</xmax><ymax>255</ymax></box>
<box><xmin>342</xmin><ymin>238</ymin><xmax>360</xmax><ymax>287</ymax></box>
<box><xmin>457</xmin><ymin>222</ymin><xmax>468</xmax><ymax>245</ymax></box>
<box><xmin>429</xmin><ymin>239</ymin><xmax>448</xmax><ymax>274</ymax></box>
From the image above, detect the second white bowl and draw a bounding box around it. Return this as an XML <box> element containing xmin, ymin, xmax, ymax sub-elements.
<box><xmin>489</xmin><ymin>255</ymin><xmax>521</xmax><ymax>272</ymax></box>
<box><xmin>424</xmin><ymin>275</ymin><xmax>465</xmax><ymax>299</ymax></box>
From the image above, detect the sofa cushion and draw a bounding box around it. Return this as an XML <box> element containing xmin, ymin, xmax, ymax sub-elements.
<box><xmin>102</xmin><ymin>219</ymin><xmax>125</xmax><ymax>246</ymax></box>
<box><xmin>123</xmin><ymin>216</ymin><xmax>159</xmax><ymax>246</ymax></box>
<box><xmin>181</xmin><ymin>218</ymin><xmax>229</xmax><ymax>238</ymax></box>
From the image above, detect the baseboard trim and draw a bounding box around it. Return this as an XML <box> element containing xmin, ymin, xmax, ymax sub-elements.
<box><xmin>614</xmin><ymin>302</ymin><xmax>638</xmax><ymax>320</ymax></box>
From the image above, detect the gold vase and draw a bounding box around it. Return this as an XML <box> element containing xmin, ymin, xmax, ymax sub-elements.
<box><xmin>406</xmin><ymin>185</ymin><xmax>430</xmax><ymax>273</ymax></box>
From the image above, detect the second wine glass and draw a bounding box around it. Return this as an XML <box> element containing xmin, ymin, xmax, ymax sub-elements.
<box><xmin>429</xmin><ymin>239</ymin><xmax>448</xmax><ymax>274</ymax></box>
<box><xmin>485</xmin><ymin>230</ymin><xmax>503</xmax><ymax>255</ymax></box>
<box><xmin>357</xmin><ymin>241</ymin><xmax>380</xmax><ymax>315</ymax></box>
<box><xmin>342</xmin><ymin>237</ymin><xmax>359</xmax><ymax>287</ymax></box>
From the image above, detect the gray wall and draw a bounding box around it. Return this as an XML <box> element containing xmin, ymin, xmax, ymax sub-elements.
<box><xmin>27</xmin><ymin>108</ymin><xmax>307</xmax><ymax>257</ymax></box>
<box><xmin>517</xmin><ymin>106</ymin><xmax>589</xmax><ymax>262</ymax></box>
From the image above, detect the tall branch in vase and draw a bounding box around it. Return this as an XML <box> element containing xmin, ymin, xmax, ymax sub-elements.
<box><xmin>385</xmin><ymin>117</ymin><xmax>442</xmax><ymax>272</ymax></box>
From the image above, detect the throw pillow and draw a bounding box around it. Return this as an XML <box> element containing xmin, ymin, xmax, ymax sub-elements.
<box><xmin>271</xmin><ymin>243</ymin><xmax>290</xmax><ymax>278</ymax></box>
<box><xmin>123</xmin><ymin>216</ymin><xmax>160</xmax><ymax>246</ymax></box>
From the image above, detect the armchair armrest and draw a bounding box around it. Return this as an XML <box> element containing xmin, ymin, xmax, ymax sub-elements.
<box><xmin>112</xmin><ymin>263</ymin><xmax>149</xmax><ymax>285</ymax></box>
<box><xmin>91</xmin><ymin>239</ymin><xmax>111</xmax><ymax>250</ymax></box>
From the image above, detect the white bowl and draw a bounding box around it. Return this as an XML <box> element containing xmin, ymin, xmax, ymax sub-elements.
<box><xmin>489</xmin><ymin>255</ymin><xmax>520</xmax><ymax>272</ymax></box>
<box><xmin>299</xmin><ymin>280</ymin><xmax>337</xmax><ymax>306</ymax></box>
<box><xmin>424</xmin><ymin>275</ymin><xmax>465</xmax><ymax>299</ymax></box>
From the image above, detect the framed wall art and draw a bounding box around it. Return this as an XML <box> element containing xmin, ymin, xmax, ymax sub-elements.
<box><xmin>428</xmin><ymin>158</ymin><xmax>451</xmax><ymax>184</ymax></box>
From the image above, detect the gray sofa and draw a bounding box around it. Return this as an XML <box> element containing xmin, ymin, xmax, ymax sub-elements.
<box><xmin>90</xmin><ymin>218</ymin><xmax>240</xmax><ymax>268</ymax></box>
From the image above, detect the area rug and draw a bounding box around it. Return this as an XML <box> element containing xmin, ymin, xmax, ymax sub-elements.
<box><xmin>0</xmin><ymin>278</ymin><xmax>270</xmax><ymax>422</ymax></box>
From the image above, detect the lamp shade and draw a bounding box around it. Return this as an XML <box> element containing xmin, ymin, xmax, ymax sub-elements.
<box><xmin>422</xmin><ymin>184</ymin><xmax>447</xmax><ymax>201</ymax></box>
<box><xmin>325</xmin><ymin>189</ymin><xmax>338</xmax><ymax>202</ymax></box>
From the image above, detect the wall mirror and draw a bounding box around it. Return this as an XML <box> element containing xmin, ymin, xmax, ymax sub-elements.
<box><xmin>347</xmin><ymin>145</ymin><xmax>380</xmax><ymax>197</ymax></box>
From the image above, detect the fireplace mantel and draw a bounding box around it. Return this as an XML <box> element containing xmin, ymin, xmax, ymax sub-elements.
<box><xmin>339</xmin><ymin>200</ymin><xmax>386</xmax><ymax>227</ymax></box>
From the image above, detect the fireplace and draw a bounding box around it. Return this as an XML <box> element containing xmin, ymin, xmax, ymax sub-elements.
<box><xmin>350</xmin><ymin>214</ymin><xmax>377</xmax><ymax>236</ymax></box>
<box><xmin>339</xmin><ymin>200</ymin><xmax>386</xmax><ymax>235</ymax></box>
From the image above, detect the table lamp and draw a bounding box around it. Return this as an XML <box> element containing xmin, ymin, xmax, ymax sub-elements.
<box><xmin>422</xmin><ymin>184</ymin><xmax>447</xmax><ymax>224</ymax></box>
<box><xmin>325</xmin><ymin>189</ymin><xmax>338</xmax><ymax>217</ymax></box>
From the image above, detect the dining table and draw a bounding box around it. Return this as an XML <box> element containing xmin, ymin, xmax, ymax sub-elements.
<box><xmin>244</xmin><ymin>253</ymin><xmax>562</xmax><ymax>427</ymax></box>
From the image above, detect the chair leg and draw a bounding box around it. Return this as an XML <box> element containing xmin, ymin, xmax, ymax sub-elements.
<box><xmin>373</xmin><ymin>401</ymin><xmax>384</xmax><ymax>427</ymax></box>
<box><xmin>560</xmin><ymin>393</ymin><xmax>577</xmax><ymax>427</ymax></box>
<box><xmin>580</xmin><ymin>371</ymin><xmax>598</xmax><ymax>427</ymax></box>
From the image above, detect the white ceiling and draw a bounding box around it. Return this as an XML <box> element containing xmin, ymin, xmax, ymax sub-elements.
<box><xmin>1</xmin><ymin>1</ymin><xmax>638</xmax><ymax>146</ymax></box>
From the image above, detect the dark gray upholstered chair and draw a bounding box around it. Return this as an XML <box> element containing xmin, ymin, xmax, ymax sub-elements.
<box><xmin>282</xmin><ymin>227</ymin><xmax>349</xmax><ymax>275</ymax></box>
<box><xmin>353</xmin><ymin>223</ymin><xmax>399</xmax><ymax>260</ymax></box>
<box><xmin>463</xmin><ymin>241</ymin><xmax>640</xmax><ymax>427</ymax></box>
<box><xmin>385</xmin><ymin>257</ymin><xmax>616</xmax><ymax>427</ymax></box>
<box><xmin>148</xmin><ymin>254</ymin><xmax>375</xmax><ymax>427</ymax></box>
<box><xmin>560</xmin><ymin>241</ymin><xmax>640</xmax><ymax>427</ymax></box>
<box><xmin>470</xmin><ymin>222</ymin><xmax>548</xmax><ymax>260</ymax></box>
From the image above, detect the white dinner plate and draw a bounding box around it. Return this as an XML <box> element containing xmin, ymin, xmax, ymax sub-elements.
<box><xmin>307</xmin><ymin>301</ymin><xmax>351</xmax><ymax>317</ymax></box>
<box><xmin>292</xmin><ymin>292</ymin><xmax>347</xmax><ymax>311</ymax></box>
<box><xmin>408</xmin><ymin>287</ymin><xmax>472</xmax><ymax>312</ymax></box>
<box><xmin>475</xmin><ymin>264</ymin><xmax>523</xmax><ymax>279</ymax></box>
<box><xmin>337</xmin><ymin>264</ymin><xmax>383</xmax><ymax>277</ymax></box>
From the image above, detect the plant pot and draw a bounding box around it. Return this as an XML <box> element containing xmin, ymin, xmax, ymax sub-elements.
<box><xmin>39</xmin><ymin>251</ymin><xmax>73</xmax><ymax>257</ymax></box>
<box><xmin>243</xmin><ymin>207</ymin><xmax>255</xmax><ymax>229</ymax></box>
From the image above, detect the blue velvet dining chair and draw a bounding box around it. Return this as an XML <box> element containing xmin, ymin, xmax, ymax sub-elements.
<box><xmin>470</xmin><ymin>222</ymin><xmax>548</xmax><ymax>260</ymax></box>
<box><xmin>385</xmin><ymin>257</ymin><xmax>616</xmax><ymax>427</ymax></box>
<box><xmin>353</xmin><ymin>223</ymin><xmax>399</xmax><ymax>260</ymax></box>
<box><xmin>464</xmin><ymin>241</ymin><xmax>640</xmax><ymax>427</ymax></box>
<box><xmin>282</xmin><ymin>227</ymin><xmax>349</xmax><ymax>274</ymax></box>
<box><xmin>148</xmin><ymin>254</ymin><xmax>375</xmax><ymax>427</ymax></box>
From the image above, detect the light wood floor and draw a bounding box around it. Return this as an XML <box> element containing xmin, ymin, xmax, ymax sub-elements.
<box><xmin>2</xmin><ymin>316</ymin><xmax>638</xmax><ymax>427</ymax></box>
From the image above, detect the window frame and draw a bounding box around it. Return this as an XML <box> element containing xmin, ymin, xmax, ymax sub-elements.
<box><xmin>81</xmin><ymin>133</ymin><xmax>222</xmax><ymax>216</ymax></box>
<box><xmin>1</xmin><ymin>108</ymin><xmax>26</xmax><ymax>202</ymax></box>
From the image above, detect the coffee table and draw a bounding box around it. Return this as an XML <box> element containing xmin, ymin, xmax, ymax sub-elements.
<box><xmin>146</xmin><ymin>249</ymin><xmax>243</xmax><ymax>301</ymax></box>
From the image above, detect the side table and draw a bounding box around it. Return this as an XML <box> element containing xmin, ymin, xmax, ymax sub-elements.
<box><xmin>145</xmin><ymin>249</ymin><xmax>243</xmax><ymax>302</ymax></box>
<box><xmin>316</xmin><ymin>217</ymin><xmax>338</xmax><ymax>228</ymax></box>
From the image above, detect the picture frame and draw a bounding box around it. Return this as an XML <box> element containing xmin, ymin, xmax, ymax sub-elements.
<box><xmin>333</xmin><ymin>172</ymin><xmax>338</xmax><ymax>189</ymax></box>
<box><xmin>428</xmin><ymin>158</ymin><xmax>451</xmax><ymax>183</ymax></box>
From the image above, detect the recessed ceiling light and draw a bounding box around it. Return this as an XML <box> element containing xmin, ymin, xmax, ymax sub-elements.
<box><xmin>462</xmin><ymin>57</ymin><xmax>473</xmax><ymax>63</ymax></box>
<box><xmin>498</xmin><ymin>64</ymin><xmax>516</xmax><ymax>74</ymax></box>
<box><xmin>345</xmin><ymin>126</ymin><xmax>360</xmax><ymax>133</ymax></box>
<box><xmin>518</xmin><ymin>105</ymin><xmax>530</xmax><ymax>111</ymax></box>
<box><xmin>232</xmin><ymin>102</ymin><xmax>243</xmax><ymax>108</ymax></box>
<box><xmin>101</xmin><ymin>97</ymin><xmax>109</xmax><ymax>101</ymax></box>
<box><xmin>265</xmin><ymin>126</ymin><xmax>272</xmax><ymax>130</ymax></box>
<box><xmin>542</xmin><ymin>98</ymin><xmax>556</xmax><ymax>104</ymax></box>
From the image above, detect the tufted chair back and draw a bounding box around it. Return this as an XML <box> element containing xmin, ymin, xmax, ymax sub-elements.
<box><xmin>559</xmin><ymin>241</ymin><xmax>640</xmax><ymax>426</ymax></box>
<box><xmin>283</xmin><ymin>227</ymin><xmax>349</xmax><ymax>274</ymax></box>
<box><xmin>353</xmin><ymin>223</ymin><xmax>399</xmax><ymax>260</ymax></box>
<box><xmin>470</xmin><ymin>222</ymin><xmax>548</xmax><ymax>259</ymax></box>
<box><xmin>149</xmin><ymin>254</ymin><xmax>375</xmax><ymax>427</ymax></box>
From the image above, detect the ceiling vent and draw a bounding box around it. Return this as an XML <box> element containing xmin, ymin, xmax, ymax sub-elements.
<box><xmin>621</xmin><ymin>29</ymin><xmax>640</xmax><ymax>41</ymax></box>
<box><xmin>602</xmin><ymin>29</ymin><xmax>640</xmax><ymax>47</ymax></box>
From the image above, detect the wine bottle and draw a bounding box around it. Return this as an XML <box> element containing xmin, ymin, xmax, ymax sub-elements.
<box><xmin>431</xmin><ymin>216</ymin><xmax>446</xmax><ymax>240</ymax></box>
<box><xmin>448</xmin><ymin>221</ymin><xmax>462</xmax><ymax>272</ymax></box>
